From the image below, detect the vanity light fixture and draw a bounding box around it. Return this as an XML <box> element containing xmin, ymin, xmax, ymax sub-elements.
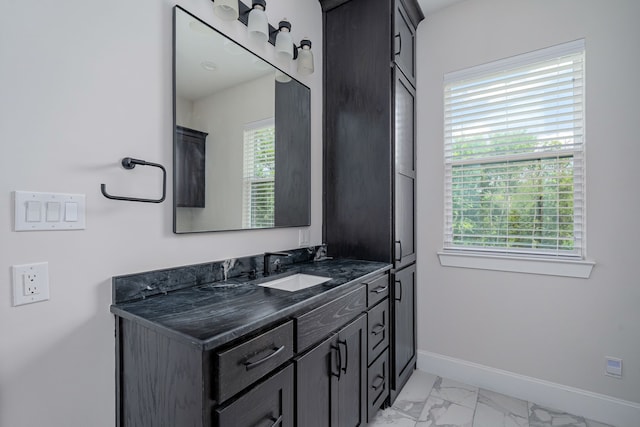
<box><xmin>274</xmin><ymin>19</ymin><xmax>293</xmax><ymax>62</ymax></box>
<box><xmin>231</xmin><ymin>0</ymin><xmax>315</xmax><ymax>75</ymax></box>
<box><xmin>213</xmin><ymin>0</ymin><xmax>239</xmax><ymax>21</ymax></box>
<box><xmin>296</xmin><ymin>38</ymin><xmax>314</xmax><ymax>76</ymax></box>
<box><xmin>247</xmin><ymin>0</ymin><xmax>269</xmax><ymax>44</ymax></box>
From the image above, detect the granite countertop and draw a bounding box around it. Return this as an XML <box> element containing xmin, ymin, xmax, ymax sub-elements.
<box><xmin>110</xmin><ymin>258</ymin><xmax>391</xmax><ymax>351</ymax></box>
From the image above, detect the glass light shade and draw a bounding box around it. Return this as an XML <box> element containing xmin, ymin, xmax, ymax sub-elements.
<box><xmin>213</xmin><ymin>0</ymin><xmax>239</xmax><ymax>21</ymax></box>
<box><xmin>275</xmin><ymin>28</ymin><xmax>293</xmax><ymax>62</ymax></box>
<box><xmin>248</xmin><ymin>5</ymin><xmax>269</xmax><ymax>44</ymax></box>
<box><xmin>275</xmin><ymin>70</ymin><xmax>292</xmax><ymax>83</ymax></box>
<box><xmin>297</xmin><ymin>40</ymin><xmax>314</xmax><ymax>76</ymax></box>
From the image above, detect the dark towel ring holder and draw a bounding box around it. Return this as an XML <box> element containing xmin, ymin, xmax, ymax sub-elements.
<box><xmin>101</xmin><ymin>157</ymin><xmax>166</xmax><ymax>203</ymax></box>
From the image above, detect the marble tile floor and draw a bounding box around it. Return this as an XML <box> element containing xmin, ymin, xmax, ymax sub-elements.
<box><xmin>368</xmin><ymin>370</ymin><xmax>616</xmax><ymax>427</ymax></box>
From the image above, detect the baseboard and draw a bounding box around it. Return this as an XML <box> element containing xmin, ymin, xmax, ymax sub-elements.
<box><xmin>417</xmin><ymin>350</ymin><xmax>640</xmax><ymax>427</ymax></box>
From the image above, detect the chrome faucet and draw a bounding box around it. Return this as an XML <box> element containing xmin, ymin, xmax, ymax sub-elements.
<box><xmin>263</xmin><ymin>252</ymin><xmax>291</xmax><ymax>276</ymax></box>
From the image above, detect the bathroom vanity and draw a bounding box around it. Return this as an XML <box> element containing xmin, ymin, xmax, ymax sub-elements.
<box><xmin>111</xmin><ymin>248</ymin><xmax>391</xmax><ymax>427</ymax></box>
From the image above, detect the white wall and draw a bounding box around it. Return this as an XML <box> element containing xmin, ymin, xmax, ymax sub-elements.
<box><xmin>0</xmin><ymin>0</ymin><xmax>322</xmax><ymax>426</ymax></box>
<box><xmin>186</xmin><ymin>73</ymin><xmax>275</xmax><ymax>231</ymax></box>
<box><xmin>417</xmin><ymin>0</ymin><xmax>640</xmax><ymax>406</ymax></box>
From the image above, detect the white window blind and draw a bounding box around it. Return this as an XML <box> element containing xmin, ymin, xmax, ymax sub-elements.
<box><xmin>242</xmin><ymin>118</ymin><xmax>275</xmax><ymax>228</ymax></box>
<box><xmin>443</xmin><ymin>40</ymin><xmax>585</xmax><ymax>257</ymax></box>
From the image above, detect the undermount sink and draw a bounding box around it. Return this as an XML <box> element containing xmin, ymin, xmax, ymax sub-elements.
<box><xmin>258</xmin><ymin>273</ymin><xmax>332</xmax><ymax>292</ymax></box>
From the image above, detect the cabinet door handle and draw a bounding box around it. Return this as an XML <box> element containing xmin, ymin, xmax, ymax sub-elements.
<box><xmin>268</xmin><ymin>414</ymin><xmax>283</xmax><ymax>427</ymax></box>
<box><xmin>371</xmin><ymin>374</ymin><xmax>385</xmax><ymax>391</ymax></box>
<box><xmin>371</xmin><ymin>285</ymin><xmax>388</xmax><ymax>294</ymax></box>
<box><xmin>338</xmin><ymin>339</ymin><xmax>348</xmax><ymax>374</ymax></box>
<box><xmin>395</xmin><ymin>33</ymin><xmax>402</xmax><ymax>56</ymax></box>
<box><xmin>371</xmin><ymin>324</ymin><xmax>386</xmax><ymax>336</ymax></box>
<box><xmin>243</xmin><ymin>345</ymin><xmax>285</xmax><ymax>371</ymax></box>
<box><xmin>395</xmin><ymin>240</ymin><xmax>403</xmax><ymax>262</ymax></box>
<box><xmin>395</xmin><ymin>279</ymin><xmax>403</xmax><ymax>302</ymax></box>
<box><xmin>331</xmin><ymin>344</ymin><xmax>342</xmax><ymax>379</ymax></box>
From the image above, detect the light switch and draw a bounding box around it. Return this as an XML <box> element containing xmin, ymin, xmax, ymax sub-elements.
<box><xmin>14</xmin><ymin>191</ymin><xmax>85</xmax><ymax>231</ymax></box>
<box><xmin>26</xmin><ymin>201</ymin><xmax>42</xmax><ymax>222</ymax></box>
<box><xmin>46</xmin><ymin>202</ymin><xmax>61</xmax><ymax>222</ymax></box>
<box><xmin>65</xmin><ymin>202</ymin><xmax>78</xmax><ymax>222</ymax></box>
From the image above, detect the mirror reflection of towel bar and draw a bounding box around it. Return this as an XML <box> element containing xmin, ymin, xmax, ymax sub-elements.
<box><xmin>101</xmin><ymin>157</ymin><xmax>166</xmax><ymax>203</ymax></box>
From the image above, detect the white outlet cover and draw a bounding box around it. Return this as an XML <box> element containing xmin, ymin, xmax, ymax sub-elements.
<box><xmin>12</xmin><ymin>262</ymin><xmax>50</xmax><ymax>306</ymax></box>
<box><xmin>605</xmin><ymin>357</ymin><xmax>622</xmax><ymax>378</ymax></box>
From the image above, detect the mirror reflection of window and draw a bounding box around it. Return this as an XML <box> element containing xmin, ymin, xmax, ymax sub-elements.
<box><xmin>242</xmin><ymin>118</ymin><xmax>276</xmax><ymax>228</ymax></box>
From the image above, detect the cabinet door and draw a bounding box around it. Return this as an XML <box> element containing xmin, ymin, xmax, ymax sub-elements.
<box><xmin>295</xmin><ymin>334</ymin><xmax>339</xmax><ymax>427</ymax></box>
<box><xmin>175</xmin><ymin>126</ymin><xmax>207</xmax><ymax>208</ymax></box>
<box><xmin>295</xmin><ymin>314</ymin><xmax>367</xmax><ymax>427</ymax></box>
<box><xmin>216</xmin><ymin>364</ymin><xmax>293</xmax><ymax>427</ymax></box>
<box><xmin>394</xmin><ymin>1</ymin><xmax>416</xmax><ymax>84</ymax></box>
<box><xmin>394</xmin><ymin>70</ymin><xmax>416</xmax><ymax>270</ymax></box>
<box><xmin>336</xmin><ymin>314</ymin><xmax>368</xmax><ymax>427</ymax></box>
<box><xmin>391</xmin><ymin>263</ymin><xmax>416</xmax><ymax>400</ymax></box>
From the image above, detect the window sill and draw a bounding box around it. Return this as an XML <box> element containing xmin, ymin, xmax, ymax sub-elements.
<box><xmin>437</xmin><ymin>251</ymin><xmax>595</xmax><ymax>278</ymax></box>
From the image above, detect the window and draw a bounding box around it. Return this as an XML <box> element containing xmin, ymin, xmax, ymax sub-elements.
<box><xmin>242</xmin><ymin>118</ymin><xmax>275</xmax><ymax>228</ymax></box>
<box><xmin>443</xmin><ymin>40</ymin><xmax>585</xmax><ymax>261</ymax></box>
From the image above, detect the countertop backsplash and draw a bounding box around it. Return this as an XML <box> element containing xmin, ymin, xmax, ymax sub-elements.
<box><xmin>112</xmin><ymin>245</ymin><xmax>327</xmax><ymax>304</ymax></box>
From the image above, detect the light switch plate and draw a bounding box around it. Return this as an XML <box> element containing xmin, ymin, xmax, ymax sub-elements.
<box><xmin>14</xmin><ymin>191</ymin><xmax>85</xmax><ymax>231</ymax></box>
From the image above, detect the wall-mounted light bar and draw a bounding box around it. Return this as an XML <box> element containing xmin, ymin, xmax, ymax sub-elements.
<box><xmin>212</xmin><ymin>0</ymin><xmax>314</xmax><ymax>74</ymax></box>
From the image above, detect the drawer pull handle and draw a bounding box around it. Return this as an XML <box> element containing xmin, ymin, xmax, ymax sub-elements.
<box><xmin>371</xmin><ymin>324</ymin><xmax>385</xmax><ymax>336</ymax></box>
<box><xmin>371</xmin><ymin>375</ymin><xmax>385</xmax><ymax>391</ymax></box>
<box><xmin>395</xmin><ymin>240</ymin><xmax>403</xmax><ymax>262</ymax></box>
<box><xmin>338</xmin><ymin>339</ymin><xmax>348</xmax><ymax>374</ymax></box>
<box><xmin>371</xmin><ymin>285</ymin><xmax>388</xmax><ymax>294</ymax></box>
<box><xmin>395</xmin><ymin>279</ymin><xmax>403</xmax><ymax>302</ymax></box>
<box><xmin>331</xmin><ymin>344</ymin><xmax>342</xmax><ymax>378</ymax></box>
<box><xmin>243</xmin><ymin>345</ymin><xmax>285</xmax><ymax>371</ymax></box>
<box><xmin>268</xmin><ymin>414</ymin><xmax>283</xmax><ymax>427</ymax></box>
<box><xmin>394</xmin><ymin>33</ymin><xmax>402</xmax><ymax>56</ymax></box>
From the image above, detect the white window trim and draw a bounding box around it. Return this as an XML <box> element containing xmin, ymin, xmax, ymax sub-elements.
<box><xmin>437</xmin><ymin>250</ymin><xmax>594</xmax><ymax>278</ymax></box>
<box><xmin>440</xmin><ymin>40</ymin><xmax>595</xmax><ymax>277</ymax></box>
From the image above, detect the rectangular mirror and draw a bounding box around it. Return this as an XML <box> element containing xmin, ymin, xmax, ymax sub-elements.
<box><xmin>173</xmin><ymin>6</ymin><xmax>311</xmax><ymax>233</ymax></box>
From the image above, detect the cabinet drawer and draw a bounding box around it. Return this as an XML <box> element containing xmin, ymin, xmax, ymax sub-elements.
<box><xmin>367</xmin><ymin>349</ymin><xmax>389</xmax><ymax>422</ymax></box>
<box><xmin>216</xmin><ymin>363</ymin><xmax>294</xmax><ymax>427</ymax></box>
<box><xmin>214</xmin><ymin>320</ymin><xmax>293</xmax><ymax>403</ymax></box>
<box><xmin>367</xmin><ymin>299</ymin><xmax>389</xmax><ymax>364</ymax></box>
<box><xmin>295</xmin><ymin>285</ymin><xmax>366</xmax><ymax>352</ymax></box>
<box><xmin>365</xmin><ymin>274</ymin><xmax>389</xmax><ymax>308</ymax></box>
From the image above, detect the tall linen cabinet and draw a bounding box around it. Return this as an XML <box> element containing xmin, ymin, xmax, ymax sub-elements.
<box><xmin>320</xmin><ymin>0</ymin><xmax>423</xmax><ymax>403</ymax></box>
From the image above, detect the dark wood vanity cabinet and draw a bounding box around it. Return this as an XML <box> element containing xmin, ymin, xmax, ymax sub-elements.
<box><xmin>320</xmin><ymin>0</ymin><xmax>423</xmax><ymax>406</ymax></box>
<box><xmin>116</xmin><ymin>271</ymin><xmax>391</xmax><ymax>427</ymax></box>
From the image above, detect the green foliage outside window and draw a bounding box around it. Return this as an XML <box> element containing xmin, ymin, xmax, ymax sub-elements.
<box><xmin>451</xmin><ymin>133</ymin><xmax>575</xmax><ymax>252</ymax></box>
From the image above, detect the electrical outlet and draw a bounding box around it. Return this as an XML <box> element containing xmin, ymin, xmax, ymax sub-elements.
<box><xmin>298</xmin><ymin>228</ymin><xmax>310</xmax><ymax>247</ymax></box>
<box><xmin>23</xmin><ymin>272</ymin><xmax>40</xmax><ymax>295</ymax></box>
<box><xmin>12</xmin><ymin>262</ymin><xmax>50</xmax><ymax>306</ymax></box>
<box><xmin>605</xmin><ymin>357</ymin><xmax>622</xmax><ymax>378</ymax></box>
